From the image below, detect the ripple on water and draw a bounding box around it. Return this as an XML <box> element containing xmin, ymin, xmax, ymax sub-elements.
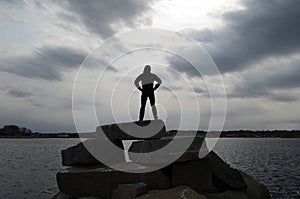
<box><xmin>0</xmin><ymin>138</ymin><xmax>299</xmax><ymax>198</ymax></box>
<box><xmin>213</xmin><ymin>138</ymin><xmax>300</xmax><ymax>198</ymax></box>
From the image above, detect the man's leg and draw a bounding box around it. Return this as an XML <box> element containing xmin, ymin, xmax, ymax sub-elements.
<box><xmin>139</xmin><ymin>94</ymin><xmax>147</xmax><ymax>121</ymax></box>
<box><xmin>149</xmin><ymin>93</ymin><xmax>158</xmax><ymax>120</ymax></box>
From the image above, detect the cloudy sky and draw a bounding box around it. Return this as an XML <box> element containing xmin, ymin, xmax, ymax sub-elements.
<box><xmin>1</xmin><ymin>0</ymin><xmax>300</xmax><ymax>132</ymax></box>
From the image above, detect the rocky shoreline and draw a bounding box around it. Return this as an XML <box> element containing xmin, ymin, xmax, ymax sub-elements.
<box><xmin>53</xmin><ymin>120</ymin><xmax>271</xmax><ymax>199</ymax></box>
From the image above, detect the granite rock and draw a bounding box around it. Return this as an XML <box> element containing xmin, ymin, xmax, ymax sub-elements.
<box><xmin>128</xmin><ymin>136</ymin><xmax>208</xmax><ymax>165</ymax></box>
<box><xmin>204</xmin><ymin>190</ymin><xmax>247</xmax><ymax>199</ymax></box>
<box><xmin>56</xmin><ymin>164</ymin><xmax>170</xmax><ymax>199</ymax></box>
<box><xmin>98</xmin><ymin>120</ymin><xmax>167</xmax><ymax>140</ymax></box>
<box><xmin>171</xmin><ymin>151</ymin><xmax>247</xmax><ymax>193</ymax></box>
<box><xmin>112</xmin><ymin>182</ymin><xmax>147</xmax><ymax>199</ymax></box>
<box><xmin>62</xmin><ymin>139</ymin><xmax>125</xmax><ymax>166</ymax></box>
<box><xmin>240</xmin><ymin>171</ymin><xmax>271</xmax><ymax>199</ymax></box>
<box><xmin>133</xmin><ymin>186</ymin><xmax>207</xmax><ymax>199</ymax></box>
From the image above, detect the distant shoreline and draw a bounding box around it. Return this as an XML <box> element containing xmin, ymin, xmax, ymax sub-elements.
<box><xmin>1</xmin><ymin>130</ymin><xmax>300</xmax><ymax>138</ymax></box>
<box><xmin>2</xmin><ymin>124</ymin><xmax>300</xmax><ymax>138</ymax></box>
<box><xmin>1</xmin><ymin>137</ymin><xmax>299</xmax><ymax>139</ymax></box>
<box><xmin>0</xmin><ymin>133</ymin><xmax>94</xmax><ymax>139</ymax></box>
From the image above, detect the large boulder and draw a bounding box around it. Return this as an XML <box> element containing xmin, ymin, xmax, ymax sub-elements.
<box><xmin>171</xmin><ymin>151</ymin><xmax>247</xmax><ymax>193</ymax></box>
<box><xmin>62</xmin><ymin>139</ymin><xmax>125</xmax><ymax>166</ymax></box>
<box><xmin>133</xmin><ymin>186</ymin><xmax>207</xmax><ymax>199</ymax></box>
<box><xmin>172</xmin><ymin>156</ymin><xmax>218</xmax><ymax>193</ymax></box>
<box><xmin>56</xmin><ymin>163</ymin><xmax>171</xmax><ymax>199</ymax></box>
<box><xmin>206</xmin><ymin>152</ymin><xmax>247</xmax><ymax>191</ymax></box>
<box><xmin>128</xmin><ymin>136</ymin><xmax>208</xmax><ymax>165</ymax></box>
<box><xmin>56</xmin><ymin>119</ymin><xmax>271</xmax><ymax>199</ymax></box>
<box><xmin>204</xmin><ymin>190</ymin><xmax>248</xmax><ymax>199</ymax></box>
<box><xmin>240</xmin><ymin>171</ymin><xmax>271</xmax><ymax>199</ymax></box>
<box><xmin>52</xmin><ymin>192</ymin><xmax>72</xmax><ymax>199</ymax></box>
<box><xmin>98</xmin><ymin>120</ymin><xmax>168</xmax><ymax>140</ymax></box>
<box><xmin>129</xmin><ymin>134</ymin><xmax>205</xmax><ymax>153</ymax></box>
<box><xmin>112</xmin><ymin>182</ymin><xmax>148</xmax><ymax>199</ymax></box>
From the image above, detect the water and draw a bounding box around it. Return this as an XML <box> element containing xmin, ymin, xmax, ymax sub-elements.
<box><xmin>0</xmin><ymin>138</ymin><xmax>80</xmax><ymax>199</ymax></box>
<box><xmin>213</xmin><ymin>138</ymin><xmax>300</xmax><ymax>199</ymax></box>
<box><xmin>0</xmin><ymin>138</ymin><xmax>299</xmax><ymax>198</ymax></box>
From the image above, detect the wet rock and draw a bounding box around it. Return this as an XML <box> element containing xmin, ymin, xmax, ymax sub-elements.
<box><xmin>133</xmin><ymin>186</ymin><xmax>207</xmax><ymax>199</ymax></box>
<box><xmin>112</xmin><ymin>182</ymin><xmax>147</xmax><ymax>199</ymax></box>
<box><xmin>56</xmin><ymin>163</ymin><xmax>170</xmax><ymax>199</ymax></box>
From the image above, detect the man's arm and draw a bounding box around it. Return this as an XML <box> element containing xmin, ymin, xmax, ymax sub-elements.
<box><xmin>134</xmin><ymin>75</ymin><xmax>143</xmax><ymax>91</ymax></box>
<box><xmin>154</xmin><ymin>74</ymin><xmax>162</xmax><ymax>90</ymax></box>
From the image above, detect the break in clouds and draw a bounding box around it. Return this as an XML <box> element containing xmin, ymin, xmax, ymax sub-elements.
<box><xmin>0</xmin><ymin>0</ymin><xmax>300</xmax><ymax>132</ymax></box>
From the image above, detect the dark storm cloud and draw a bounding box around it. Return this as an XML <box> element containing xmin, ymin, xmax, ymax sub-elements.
<box><xmin>167</xmin><ymin>0</ymin><xmax>300</xmax><ymax>102</ymax></box>
<box><xmin>60</xmin><ymin>0</ymin><xmax>158</xmax><ymax>38</ymax></box>
<box><xmin>0</xmin><ymin>0</ymin><xmax>25</xmax><ymax>6</ymax></box>
<box><xmin>230</xmin><ymin>59</ymin><xmax>300</xmax><ymax>101</ymax></box>
<box><xmin>184</xmin><ymin>28</ymin><xmax>216</xmax><ymax>44</ymax></box>
<box><xmin>7</xmin><ymin>90</ymin><xmax>32</xmax><ymax>98</ymax></box>
<box><xmin>0</xmin><ymin>46</ymin><xmax>86</xmax><ymax>81</ymax></box>
<box><xmin>231</xmin><ymin>85</ymin><xmax>298</xmax><ymax>102</ymax></box>
<box><xmin>269</xmin><ymin>95</ymin><xmax>298</xmax><ymax>102</ymax></box>
<box><xmin>184</xmin><ymin>0</ymin><xmax>300</xmax><ymax>73</ymax></box>
<box><xmin>193</xmin><ymin>87</ymin><xmax>207</xmax><ymax>94</ymax></box>
<box><xmin>168</xmin><ymin>56</ymin><xmax>201</xmax><ymax>78</ymax></box>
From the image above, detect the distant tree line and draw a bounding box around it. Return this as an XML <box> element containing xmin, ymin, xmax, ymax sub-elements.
<box><xmin>0</xmin><ymin>125</ymin><xmax>32</xmax><ymax>136</ymax></box>
<box><xmin>220</xmin><ymin>130</ymin><xmax>300</xmax><ymax>138</ymax></box>
<box><xmin>0</xmin><ymin>125</ymin><xmax>80</xmax><ymax>138</ymax></box>
<box><xmin>0</xmin><ymin>125</ymin><xmax>299</xmax><ymax>138</ymax></box>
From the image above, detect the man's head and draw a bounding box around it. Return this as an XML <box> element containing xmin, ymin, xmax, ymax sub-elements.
<box><xmin>143</xmin><ymin>65</ymin><xmax>151</xmax><ymax>73</ymax></box>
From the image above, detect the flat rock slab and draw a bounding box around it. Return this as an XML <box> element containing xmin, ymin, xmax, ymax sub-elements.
<box><xmin>129</xmin><ymin>136</ymin><xmax>205</xmax><ymax>153</ymax></box>
<box><xmin>62</xmin><ymin>133</ymin><xmax>208</xmax><ymax>167</ymax></box>
<box><xmin>56</xmin><ymin>163</ymin><xmax>171</xmax><ymax>199</ymax></box>
<box><xmin>98</xmin><ymin>120</ymin><xmax>167</xmax><ymax>140</ymax></box>
<box><xmin>128</xmin><ymin>137</ymin><xmax>208</xmax><ymax>165</ymax></box>
<box><xmin>134</xmin><ymin>186</ymin><xmax>207</xmax><ymax>199</ymax></box>
<box><xmin>62</xmin><ymin>139</ymin><xmax>125</xmax><ymax>166</ymax></box>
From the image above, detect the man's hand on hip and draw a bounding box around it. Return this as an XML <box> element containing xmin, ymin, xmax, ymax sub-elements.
<box><xmin>154</xmin><ymin>84</ymin><xmax>160</xmax><ymax>90</ymax></box>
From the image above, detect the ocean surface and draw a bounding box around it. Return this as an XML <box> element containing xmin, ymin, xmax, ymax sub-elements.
<box><xmin>0</xmin><ymin>138</ymin><xmax>299</xmax><ymax>199</ymax></box>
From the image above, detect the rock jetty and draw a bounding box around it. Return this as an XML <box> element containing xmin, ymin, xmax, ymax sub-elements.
<box><xmin>53</xmin><ymin>120</ymin><xmax>271</xmax><ymax>199</ymax></box>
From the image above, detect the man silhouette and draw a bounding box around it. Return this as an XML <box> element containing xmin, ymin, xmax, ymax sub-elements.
<box><xmin>134</xmin><ymin>65</ymin><xmax>162</xmax><ymax>121</ymax></box>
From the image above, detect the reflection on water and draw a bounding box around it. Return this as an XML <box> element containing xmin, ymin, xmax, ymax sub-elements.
<box><xmin>0</xmin><ymin>138</ymin><xmax>299</xmax><ymax>198</ymax></box>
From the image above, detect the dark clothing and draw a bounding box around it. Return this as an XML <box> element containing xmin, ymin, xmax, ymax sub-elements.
<box><xmin>134</xmin><ymin>73</ymin><xmax>162</xmax><ymax>89</ymax></box>
<box><xmin>134</xmin><ymin>70</ymin><xmax>161</xmax><ymax>121</ymax></box>
<box><xmin>141</xmin><ymin>83</ymin><xmax>155</xmax><ymax>94</ymax></box>
<box><xmin>139</xmin><ymin>84</ymin><xmax>156</xmax><ymax>121</ymax></box>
